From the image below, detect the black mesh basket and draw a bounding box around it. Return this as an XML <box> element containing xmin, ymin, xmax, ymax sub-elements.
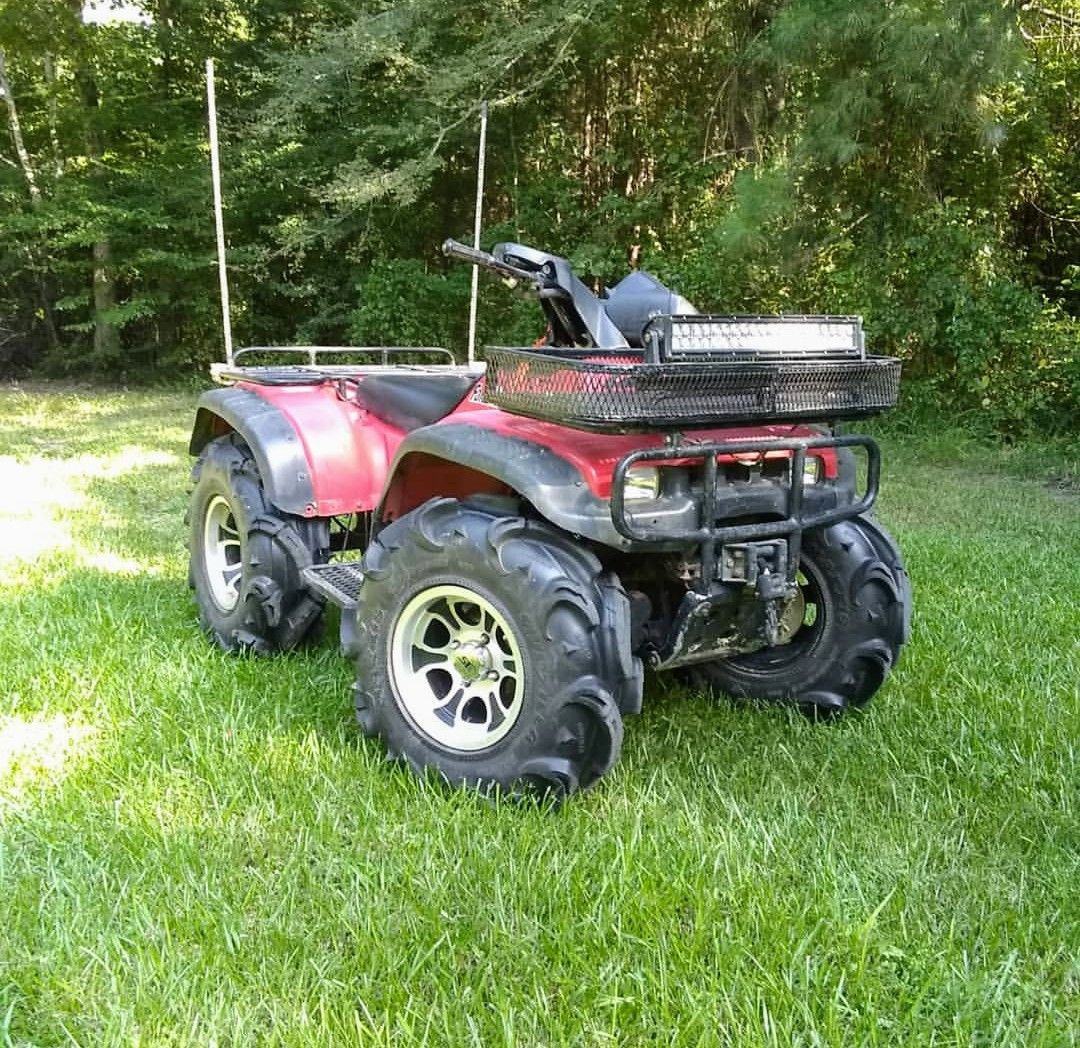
<box><xmin>483</xmin><ymin>348</ymin><xmax>901</xmax><ymax>432</ymax></box>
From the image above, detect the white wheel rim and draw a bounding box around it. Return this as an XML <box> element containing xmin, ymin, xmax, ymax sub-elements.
<box><xmin>390</xmin><ymin>584</ymin><xmax>525</xmax><ymax>753</ymax></box>
<box><xmin>202</xmin><ymin>494</ymin><xmax>244</xmax><ymax>612</ymax></box>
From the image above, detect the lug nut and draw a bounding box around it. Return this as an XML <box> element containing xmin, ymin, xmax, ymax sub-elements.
<box><xmin>486</xmin><ymin>670</ymin><xmax>499</xmax><ymax>681</ymax></box>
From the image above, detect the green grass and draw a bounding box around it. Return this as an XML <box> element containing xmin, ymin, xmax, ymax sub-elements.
<box><xmin>0</xmin><ymin>383</ymin><xmax>1077</xmax><ymax>1047</ymax></box>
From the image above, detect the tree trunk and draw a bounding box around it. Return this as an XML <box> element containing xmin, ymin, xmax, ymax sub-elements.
<box><xmin>43</xmin><ymin>53</ymin><xmax>63</xmax><ymax>179</ymax></box>
<box><xmin>66</xmin><ymin>0</ymin><xmax>121</xmax><ymax>364</ymax></box>
<box><xmin>92</xmin><ymin>239</ymin><xmax>119</xmax><ymax>360</ymax></box>
<box><xmin>1</xmin><ymin>49</ymin><xmax>61</xmax><ymax>355</ymax></box>
<box><xmin>0</xmin><ymin>48</ymin><xmax>42</xmax><ymax>207</ymax></box>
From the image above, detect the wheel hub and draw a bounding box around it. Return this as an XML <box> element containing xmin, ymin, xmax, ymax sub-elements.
<box><xmin>390</xmin><ymin>584</ymin><xmax>524</xmax><ymax>753</ymax></box>
<box><xmin>451</xmin><ymin>641</ymin><xmax>492</xmax><ymax>683</ymax></box>
<box><xmin>776</xmin><ymin>585</ymin><xmax>806</xmax><ymax>644</ymax></box>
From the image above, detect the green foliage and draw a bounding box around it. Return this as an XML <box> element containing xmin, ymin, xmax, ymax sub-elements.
<box><xmin>803</xmin><ymin>203</ymin><xmax>1080</xmax><ymax>436</ymax></box>
<box><xmin>349</xmin><ymin>254</ymin><xmax>552</xmax><ymax>353</ymax></box>
<box><xmin>350</xmin><ymin>258</ymin><xmax>469</xmax><ymax>348</ymax></box>
<box><xmin>0</xmin><ymin>0</ymin><xmax>1076</xmax><ymax>432</ymax></box>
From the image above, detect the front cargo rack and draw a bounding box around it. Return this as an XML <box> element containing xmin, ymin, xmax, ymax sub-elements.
<box><xmin>482</xmin><ymin>346</ymin><xmax>901</xmax><ymax>432</ymax></box>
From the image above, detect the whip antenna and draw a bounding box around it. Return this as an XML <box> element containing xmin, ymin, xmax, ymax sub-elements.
<box><xmin>466</xmin><ymin>100</ymin><xmax>488</xmax><ymax>365</ymax></box>
<box><xmin>206</xmin><ymin>58</ymin><xmax>233</xmax><ymax>366</ymax></box>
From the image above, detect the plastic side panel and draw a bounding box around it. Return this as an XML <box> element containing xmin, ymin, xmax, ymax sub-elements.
<box><xmin>237</xmin><ymin>383</ymin><xmax>400</xmax><ymax>516</ymax></box>
<box><xmin>442</xmin><ymin>402</ymin><xmax>834</xmax><ymax>498</ymax></box>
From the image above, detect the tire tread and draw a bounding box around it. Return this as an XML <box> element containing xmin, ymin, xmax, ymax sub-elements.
<box><xmin>353</xmin><ymin>499</ymin><xmax>641</xmax><ymax>797</ymax></box>
<box><xmin>189</xmin><ymin>434</ymin><xmax>327</xmax><ymax>654</ymax></box>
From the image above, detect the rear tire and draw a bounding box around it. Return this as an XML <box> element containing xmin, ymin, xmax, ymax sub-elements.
<box><xmin>689</xmin><ymin>516</ymin><xmax>911</xmax><ymax>715</ymax></box>
<box><xmin>189</xmin><ymin>434</ymin><xmax>328</xmax><ymax>653</ymax></box>
<box><xmin>351</xmin><ymin>498</ymin><xmax>641</xmax><ymax>798</ymax></box>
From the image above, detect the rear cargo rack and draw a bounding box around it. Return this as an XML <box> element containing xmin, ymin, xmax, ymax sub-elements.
<box><xmin>483</xmin><ymin>347</ymin><xmax>901</xmax><ymax>433</ymax></box>
<box><xmin>210</xmin><ymin>345</ymin><xmax>482</xmax><ymax>386</ymax></box>
<box><xmin>233</xmin><ymin>346</ymin><xmax>456</xmax><ymax>366</ymax></box>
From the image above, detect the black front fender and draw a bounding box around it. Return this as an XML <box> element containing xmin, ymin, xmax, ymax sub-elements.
<box><xmin>380</xmin><ymin>422</ymin><xmax>637</xmax><ymax>549</ymax></box>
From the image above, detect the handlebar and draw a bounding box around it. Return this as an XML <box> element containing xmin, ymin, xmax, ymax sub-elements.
<box><xmin>441</xmin><ymin>238</ymin><xmax>493</xmax><ymax>267</ymax></box>
<box><xmin>441</xmin><ymin>238</ymin><xmax>545</xmax><ymax>286</ymax></box>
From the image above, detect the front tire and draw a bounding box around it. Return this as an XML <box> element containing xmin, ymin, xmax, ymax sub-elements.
<box><xmin>352</xmin><ymin>498</ymin><xmax>641</xmax><ymax>798</ymax></box>
<box><xmin>189</xmin><ymin>434</ymin><xmax>328</xmax><ymax>653</ymax></box>
<box><xmin>690</xmin><ymin>516</ymin><xmax>911</xmax><ymax>714</ymax></box>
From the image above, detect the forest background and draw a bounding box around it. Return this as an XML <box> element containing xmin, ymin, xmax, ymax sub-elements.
<box><xmin>1</xmin><ymin>0</ymin><xmax>1077</xmax><ymax>437</ymax></box>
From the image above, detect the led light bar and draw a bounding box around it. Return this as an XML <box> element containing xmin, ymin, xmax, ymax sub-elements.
<box><xmin>656</xmin><ymin>314</ymin><xmax>864</xmax><ymax>362</ymax></box>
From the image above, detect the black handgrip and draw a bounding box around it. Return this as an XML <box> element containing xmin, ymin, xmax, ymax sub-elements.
<box><xmin>442</xmin><ymin>238</ymin><xmax>495</xmax><ymax>267</ymax></box>
<box><xmin>442</xmin><ymin>237</ymin><xmax>543</xmax><ymax>286</ymax></box>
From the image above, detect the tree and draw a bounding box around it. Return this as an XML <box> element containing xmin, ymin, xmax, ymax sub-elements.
<box><xmin>0</xmin><ymin>0</ymin><xmax>1074</xmax><ymax>433</ymax></box>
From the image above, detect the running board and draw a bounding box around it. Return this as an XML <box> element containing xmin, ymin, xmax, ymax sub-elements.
<box><xmin>302</xmin><ymin>562</ymin><xmax>365</xmax><ymax>610</ymax></box>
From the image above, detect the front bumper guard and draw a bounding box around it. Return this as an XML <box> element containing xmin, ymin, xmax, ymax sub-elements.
<box><xmin>610</xmin><ymin>434</ymin><xmax>881</xmax><ymax>668</ymax></box>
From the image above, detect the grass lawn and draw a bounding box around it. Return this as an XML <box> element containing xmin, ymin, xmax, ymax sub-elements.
<box><xmin>0</xmin><ymin>383</ymin><xmax>1077</xmax><ymax>1047</ymax></box>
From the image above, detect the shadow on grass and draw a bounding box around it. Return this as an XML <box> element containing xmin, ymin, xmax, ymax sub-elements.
<box><xmin>71</xmin><ymin>459</ymin><xmax>195</xmax><ymax>565</ymax></box>
<box><xmin>1</xmin><ymin>422</ymin><xmax>909</xmax><ymax>835</ymax></box>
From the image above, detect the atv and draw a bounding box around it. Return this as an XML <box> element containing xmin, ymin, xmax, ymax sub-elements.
<box><xmin>187</xmin><ymin>238</ymin><xmax>912</xmax><ymax>798</ymax></box>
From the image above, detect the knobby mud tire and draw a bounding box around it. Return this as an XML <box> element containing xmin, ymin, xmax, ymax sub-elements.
<box><xmin>189</xmin><ymin>434</ymin><xmax>327</xmax><ymax>654</ymax></box>
<box><xmin>690</xmin><ymin>515</ymin><xmax>911</xmax><ymax>715</ymax></box>
<box><xmin>351</xmin><ymin>498</ymin><xmax>642</xmax><ymax>799</ymax></box>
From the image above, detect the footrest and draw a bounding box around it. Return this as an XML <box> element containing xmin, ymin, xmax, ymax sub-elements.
<box><xmin>302</xmin><ymin>562</ymin><xmax>365</xmax><ymax>609</ymax></box>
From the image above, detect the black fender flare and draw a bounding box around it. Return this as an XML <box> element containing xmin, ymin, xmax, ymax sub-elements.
<box><xmin>378</xmin><ymin>422</ymin><xmax>632</xmax><ymax>549</ymax></box>
<box><xmin>188</xmin><ymin>387</ymin><xmax>315</xmax><ymax>517</ymax></box>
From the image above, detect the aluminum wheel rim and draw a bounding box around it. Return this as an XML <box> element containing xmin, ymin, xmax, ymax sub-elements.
<box><xmin>202</xmin><ymin>494</ymin><xmax>244</xmax><ymax>612</ymax></box>
<box><xmin>390</xmin><ymin>584</ymin><xmax>525</xmax><ymax>753</ymax></box>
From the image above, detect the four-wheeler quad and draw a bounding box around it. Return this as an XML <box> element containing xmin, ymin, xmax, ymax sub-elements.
<box><xmin>187</xmin><ymin>238</ymin><xmax>912</xmax><ymax>798</ymax></box>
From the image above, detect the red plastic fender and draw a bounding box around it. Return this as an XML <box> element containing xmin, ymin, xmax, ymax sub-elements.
<box><xmin>190</xmin><ymin>382</ymin><xmax>404</xmax><ymax>518</ymax></box>
<box><xmin>247</xmin><ymin>383</ymin><xmax>400</xmax><ymax>517</ymax></box>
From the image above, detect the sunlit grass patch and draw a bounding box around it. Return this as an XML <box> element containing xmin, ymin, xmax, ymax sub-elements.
<box><xmin>0</xmin><ymin>713</ymin><xmax>97</xmax><ymax>807</ymax></box>
<box><xmin>0</xmin><ymin>446</ymin><xmax>183</xmax><ymax>583</ymax></box>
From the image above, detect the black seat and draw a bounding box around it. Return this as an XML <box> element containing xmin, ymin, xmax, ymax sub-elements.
<box><xmin>353</xmin><ymin>372</ymin><xmax>480</xmax><ymax>432</ymax></box>
<box><xmin>604</xmin><ymin>271</ymin><xmax>699</xmax><ymax>347</ymax></box>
